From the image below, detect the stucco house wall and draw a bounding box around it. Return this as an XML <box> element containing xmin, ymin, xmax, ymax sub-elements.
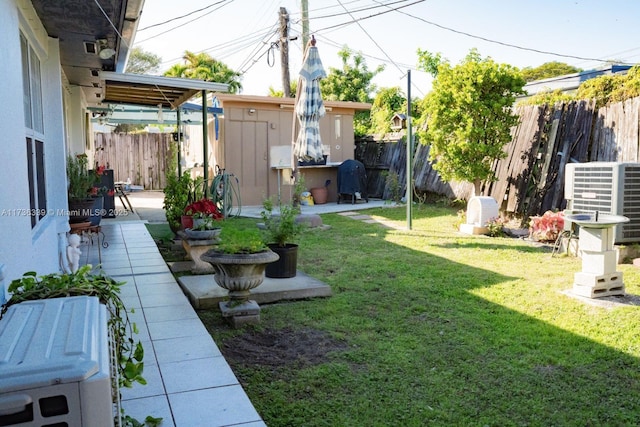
<box><xmin>0</xmin><ymin>0</ymin><xmax>77</xmax><ymax>302</ymax></box>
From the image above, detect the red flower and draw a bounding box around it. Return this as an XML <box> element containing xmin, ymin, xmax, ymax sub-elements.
<box><xmin>185</xmin><ymin>198</ymin><xmax>223</xmax><ymax>219</ymax></box>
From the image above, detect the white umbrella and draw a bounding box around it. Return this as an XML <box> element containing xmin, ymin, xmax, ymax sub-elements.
<box><xmin>293</xmin><ymin>36</ymin><xmax>326</xmax><ymax>163</ymax></box>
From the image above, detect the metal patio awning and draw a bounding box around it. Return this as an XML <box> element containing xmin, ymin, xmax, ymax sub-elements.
<box><xmin>99</xmin><ymin>72</ymin><xmax>230</xmax><ymax>108</ymax></box>
<box><xmin>88</xmin><ymin>101</ymin><xmax>224</xmax><ymax>125</ymax></box>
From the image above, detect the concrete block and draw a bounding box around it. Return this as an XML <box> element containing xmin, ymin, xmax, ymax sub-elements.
<box><xmin>574</xmin><ymin>271</ymin><xmax>623</xmax><ymax>288</ymax></box>
<box><xmin>219</xmin><ymin>300</ymin><xmax>261</xmax><ymax>328</ymax></box>
<box><xmin>581</xmin><ymin>250</ymin><xmax>618</xmax><ymax>275</ymax></box>
<box><xmin>572</xmin><ymin>280</ymin><xmax>625</xmax><ymax>298</ymax></box>
<box><xmin>578</xmin><ymin>227</ymin><xmax>614</xmax><ymax>251</ymax></box>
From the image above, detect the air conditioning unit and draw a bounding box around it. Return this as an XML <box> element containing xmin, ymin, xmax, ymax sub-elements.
<box><xmin>0</xmin><ymin>296</ymin><xmax>114</xmax><ymax>427</ymax></box>
<box><xmin>565</xmin><ymin>162</ymin><xmax>640</xmax><ymax>243</ymax></box>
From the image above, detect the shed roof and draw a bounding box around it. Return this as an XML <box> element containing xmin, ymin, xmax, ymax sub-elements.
<box><xmin>212</xmin><ymin>93</ymin><xmax>371</xmax><ymax>112</ymax></box>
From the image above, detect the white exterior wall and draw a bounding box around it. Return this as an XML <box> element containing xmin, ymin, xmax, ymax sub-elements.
<box><xmin>0</xmin><ymin>0</ymin><xmax>73</xmax><ymax>303</ymax></box>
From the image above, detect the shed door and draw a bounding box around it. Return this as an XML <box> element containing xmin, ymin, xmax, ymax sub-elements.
<box><xmin>226</xmin><ymin>120</ymin><xmax>269</xmax><ymax>205</ymax></box>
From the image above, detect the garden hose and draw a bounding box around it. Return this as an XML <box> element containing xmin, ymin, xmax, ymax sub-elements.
<box><xmin>210</xmin><ymin>167</ymin><xmax>242</xmax><ymax>218</ymax></box>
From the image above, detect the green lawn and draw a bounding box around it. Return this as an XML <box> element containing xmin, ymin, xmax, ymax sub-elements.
<box><xmin>156</xmin><ymin>205</ymin><xmax>640</xmax><ymax>426</ymax></box>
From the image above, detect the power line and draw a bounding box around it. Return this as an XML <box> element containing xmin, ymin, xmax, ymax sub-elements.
<box><xmin>158</xmin><ymin>24</ymin><xmax>280</xmax><ymax>65</ymax></box>
<box><xmin>387</xmin><ymin>4</ymin><xmax>611</xmax><ymax>63</ymax></box>
<box><xmin>335</xmin><ymin>0</ymin><xmax>425</xmax><ymax>96</ymax></box>
<box><xmin>137</xmin><ymin>1</ymin><xmax>228</xmax><ymax>32</ymax></box>
<box><xmin>134</xmin><ymin>0</ymin><xmax>235</xmax><ymax>44</ymax></box>
<box><xmin>311</xmin><ymin>0</ymin><xmax>425</xmax><ymax>33</ymax></box>
<box><xmin>311</xmin><ymin>0</ymin><xmax>418</xmax><ymax>21</ymax></box>
<box><xmin>236</xmin><ymin>23</ymin><xmax>280</xmax><ymax>73</ymax></box>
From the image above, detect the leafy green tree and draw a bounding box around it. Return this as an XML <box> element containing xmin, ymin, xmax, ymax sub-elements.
<box><xmin>370</xmin><ymin>87</ymin><xmax>406</xmax><ymax>136</ymax></box>
<box><xmin>320</xmin><ymin>47</ymin><xmax>384</xmax><ymax>136</ymax></box>
<box><xmin>576</xmin><ymin>65</ymin><xmax>640</xmax><ymax>108</ymax></box>
<box><xmin>164</xmin><ymin>51</ymin><xmax>242</xmax><ymax>93</ymax></box>
<box><xmin>517</xmin><ymin>89</ymin><xmax>574</xmax><ymax>106</ymax></box>
<box><xmin>520</xmin><ymin>62</ymin><xmax>583</xmax><ymax>82</ymax></box>
<box><xmin>268</xmin><ymin>81</ymin><xmax>297</xmax><ymax>98</ymax></box>
<box><xmin>125</xmin><ymin>47</ymin><xmax>161</xmax><ymax>74</ymax></box>
<box><xmin>416</xmin><ymin>49</ymin><xmax>445</xmax><ymax>77</ymax></box>
<box><xmin>418</xmin><ymin>49</ymin><xmax>526</xmax><ymax>195</ymax></box>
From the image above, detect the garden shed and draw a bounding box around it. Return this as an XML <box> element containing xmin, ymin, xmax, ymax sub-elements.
<box><xmin>183</xmin><ymin>94</ymin><xmax>370</xmax><ymax>206</ymax></box>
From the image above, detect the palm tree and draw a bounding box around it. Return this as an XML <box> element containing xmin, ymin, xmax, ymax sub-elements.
<box><xmin>164</xmin><ymin>51</ymin><xmax>242</xmax><ymax>93</ymax></box>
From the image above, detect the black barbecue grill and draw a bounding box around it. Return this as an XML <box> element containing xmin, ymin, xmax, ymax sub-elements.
<box><xmin>337</xmin><ymin>159</ymin><xmax>369</xmax><ymax>204</ymax></box>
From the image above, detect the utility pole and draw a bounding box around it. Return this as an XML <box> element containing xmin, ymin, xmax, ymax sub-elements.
<box><xmin>301</xmin><ymin>0</ymin><xmax>309</xmax><ymax>49</ymax></box>
<box><xmin>279</xmin><ymin>7</ymin><xmax>291</xmax><ymax>97</ymax></box>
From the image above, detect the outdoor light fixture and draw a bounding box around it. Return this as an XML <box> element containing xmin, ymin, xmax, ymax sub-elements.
<box><xmin>97</xmin><ymin>39</ymin><xmax>115</xmax><ymax>59</ymax></box>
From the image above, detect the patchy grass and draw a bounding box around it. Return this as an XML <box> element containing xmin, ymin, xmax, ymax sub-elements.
<box><xmin>158</xmin><ymin>206</ymin><xmax>640</xmax><ymax>426</ymax></box>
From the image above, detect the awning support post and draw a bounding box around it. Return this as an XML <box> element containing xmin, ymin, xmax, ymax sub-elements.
<box><xmin>202</xmin><ymin>90</ymin><xmax>208</xmax><ymax>187</ymax></box>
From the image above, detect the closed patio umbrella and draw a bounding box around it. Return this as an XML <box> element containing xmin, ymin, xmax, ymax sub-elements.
<box><xmin>293</xmin><ymin>36</ymin><xmax>326</xmax><ymax>164</ymax></box>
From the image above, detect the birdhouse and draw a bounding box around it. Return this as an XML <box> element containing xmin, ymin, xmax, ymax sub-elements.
<box><xmin>390</xmin><ymin>113</ymin><xmax>407</xmax><ymax>130</ymax></box>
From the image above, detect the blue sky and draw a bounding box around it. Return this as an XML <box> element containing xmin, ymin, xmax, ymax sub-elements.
<box><xmin>133</xmin><ymin>0</ymin><xmax>640</xmax><ymax>97</ymax></box>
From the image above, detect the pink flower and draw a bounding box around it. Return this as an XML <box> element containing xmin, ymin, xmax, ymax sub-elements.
<box><xmin>529</xmin><ymin>211</ymin><xmax>564</xmax><ymax>242</ymax></box>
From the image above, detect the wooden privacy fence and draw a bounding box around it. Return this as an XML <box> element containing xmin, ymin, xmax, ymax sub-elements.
<box><xmin>356</xmin><ymin>95</ymin><xmax>640</xmax><ymax>219</ymax></box>
<box><xmin>94</xmin><ymin>133</ymin><xmax>172</xmax><ymax>190</ymax></box>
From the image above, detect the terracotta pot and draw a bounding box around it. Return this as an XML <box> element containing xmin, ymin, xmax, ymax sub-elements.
<box><xmin>310</xmin><ymin>187</ymin><xmax>328</xmax><ymax>204</ymax></box>
<box><xmin>181</xmin><ymin>215</ymin><xmax>194</xmax><ymax>230</ymax></box>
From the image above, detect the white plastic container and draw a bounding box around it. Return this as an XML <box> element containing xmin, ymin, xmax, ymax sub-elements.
<box><xmin>0</xmin><ymin>296</ymin><xmax>113</xmax><ymax>426</ymax></box>
<box><xmin>459</xmin><ymin>196</ymin><xmax>499</xmax><ymax>235</ymax></box>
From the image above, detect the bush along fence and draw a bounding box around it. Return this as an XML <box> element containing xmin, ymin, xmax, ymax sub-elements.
<box><xmin>356</xmin><ymin>95</ymin><xmax>640</xmax><ymax>220</ymax></box>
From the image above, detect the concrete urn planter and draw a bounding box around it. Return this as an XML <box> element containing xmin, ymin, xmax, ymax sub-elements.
<box><xmin>200</xmin><ymin>248</ymin><xmax>279</xmax><ymax>327</ymax></box>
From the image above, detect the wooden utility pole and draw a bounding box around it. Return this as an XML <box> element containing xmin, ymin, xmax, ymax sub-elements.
<box><xmin>301</xmin><ymin>0</ymin><xmax>309</xmax><ymax>49</ymax></box>
<box><xmin>279</xmin><ymin>7</ymin><xmax>291</xmax><ymax>97</ymax></box>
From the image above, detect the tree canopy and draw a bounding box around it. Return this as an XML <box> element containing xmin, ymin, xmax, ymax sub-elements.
<box><xmin>268</xmin><ymin>81</ymin><xmax>297</xmax><ymax>98</ymax></box>
<box><xmin>320</xmin><ymin>47</ymin><xmax>384</xmax><ymax>137</ymax></box>
<box><xmin>576</xmin><ymin>65</ymin><xmax>640</xmax><ymax>108</ymax></box>
<box><xmin>125</xmin><ymin>47</ymin><xmax>161</xmax><ymax>74</ymax></box>
<box><xmin>519</xmin><ymin>61</ymin><xmax>583</xmax><ymax>82</ymax></box>
<box><xmin>417</xmin><ymin>49</ymin><xmax>526</xmax><ymax>195</ymax></box>
<box><xmin>370</xmin><ymin>87</ymin><xmax>407</xmax><ymax>136</ymax></box>
<box><xmin>164</xmin><ymin>51</ymin><xmax>242</xmax><ymax>93</ymax></box>
<box><xmin>519</xmin><ymin>65</ymin><xmax>640</xmax><ymax>108</ymax></box>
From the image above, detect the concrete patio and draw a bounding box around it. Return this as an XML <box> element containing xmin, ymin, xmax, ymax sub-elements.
<box><xmin>75</xmin><ymin>191</ymin><xmax>388</xmax><ymax>426</ymax></box>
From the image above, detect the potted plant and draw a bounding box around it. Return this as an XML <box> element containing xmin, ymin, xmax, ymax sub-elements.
<box><xmin>163</xmin><ymin>171</ymin><xmax>193</xmax><ymax>234</ymax></box>
<box><xmin>185</xmin><ymin>197</ymin><xmax>224</xmax><ymax>228</ymax></box>
<box><xmin>184</xmin><ymin>215</ymin><xmax>222</xmax><ymax>240</ymax></box>
<box><xmin>200</xmin><ymin>221</ymin><xmax>279</xmax><ymax>326</ymax></box>
<box><xmin>260</xmin><ymin>197</ymin><xmax>304</xmax><ymax>278</ymax></box>
<box><xmin>66</xmin><ymin>154</ymin><xmax>99</xmax><ymax>223</ymax></box>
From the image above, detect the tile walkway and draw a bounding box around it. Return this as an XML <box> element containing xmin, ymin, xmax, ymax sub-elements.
<box><xmin>78</xmin><ymin>221</ymin><xmax>265</xmax><ymax>427</ymax></box>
